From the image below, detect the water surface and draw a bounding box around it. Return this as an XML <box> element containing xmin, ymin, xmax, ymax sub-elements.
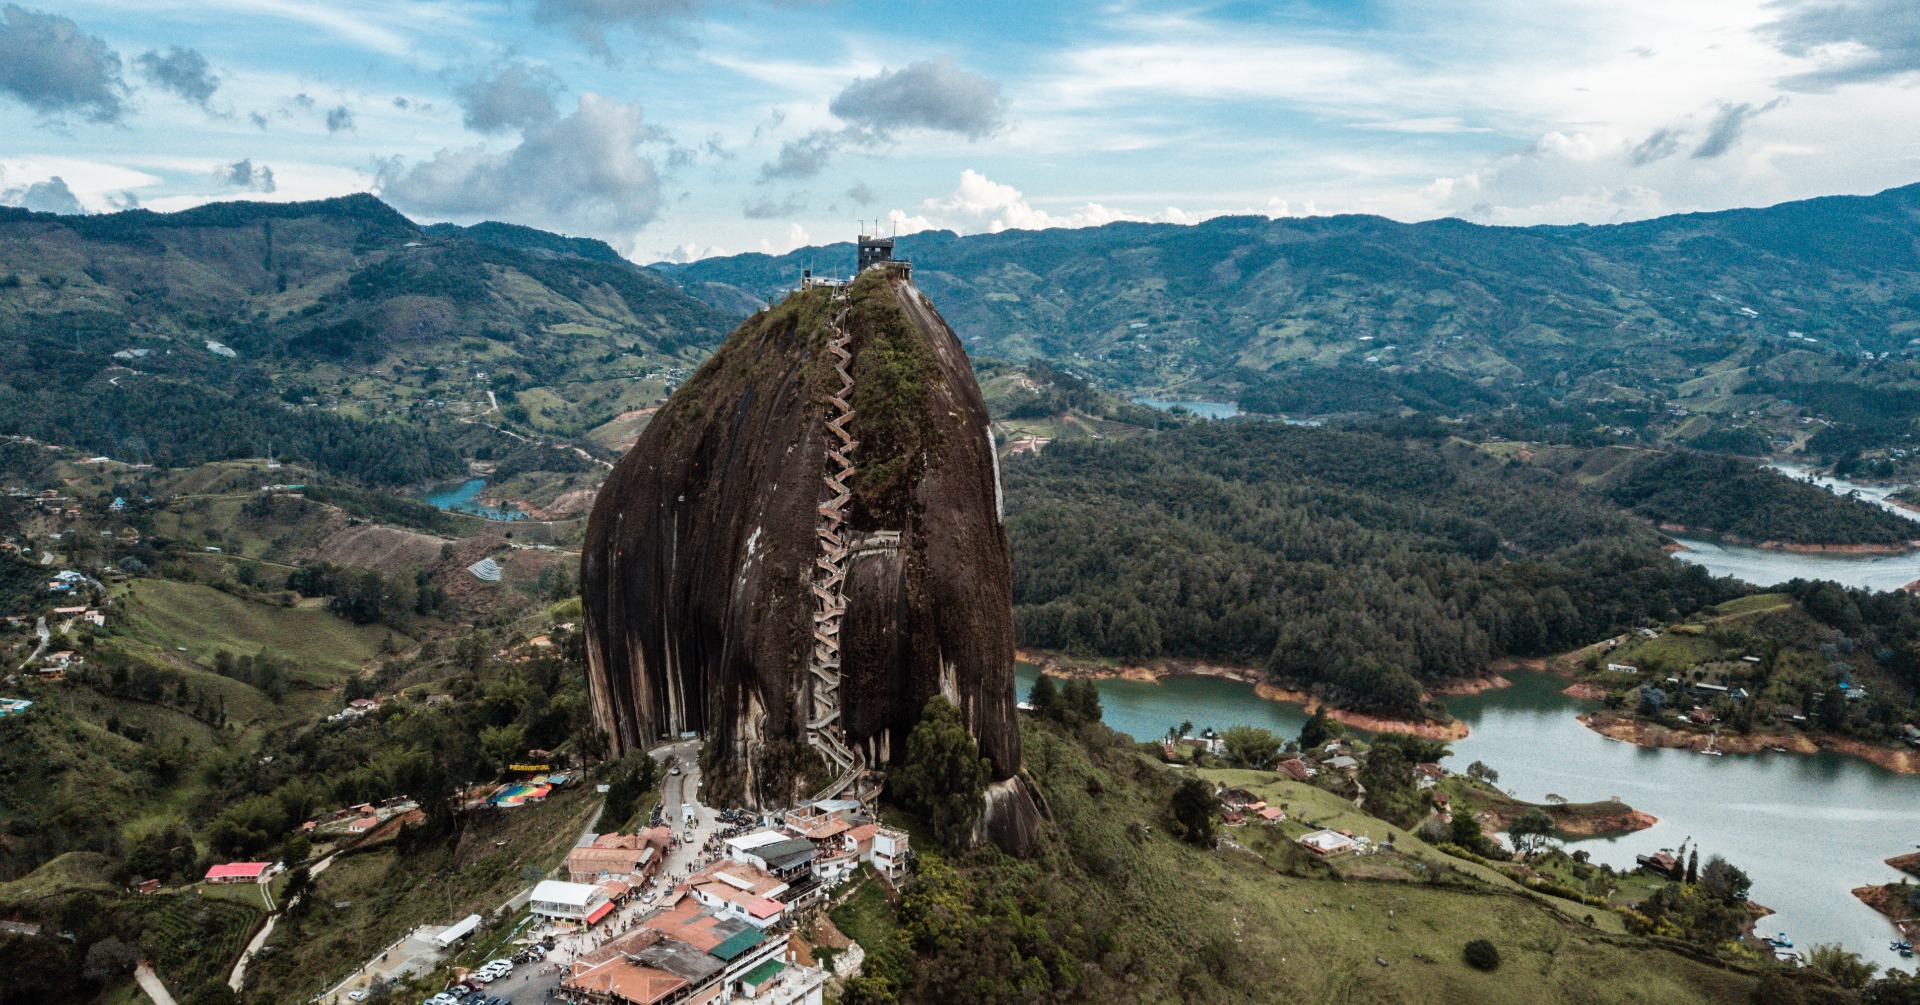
<box><xmin>1130</xmin><ymin>397</ymin><xmax>1241</xmax><ymax>420</ymax></box>
<box><xmin>420</xmin><ymin>478</ymin><xmax>528</xmax><ymax>521</ymax></box>
<box><xmin>1670</xmin><ymin>536</ymin><xmax>1920</xmax><ymax>592</ymax></box>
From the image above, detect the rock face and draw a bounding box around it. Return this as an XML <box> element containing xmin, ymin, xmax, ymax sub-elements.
<box><xmin>582</xmin><ymin>268</ymin><xmax>1034</xmax><ymax>845</ymax></box>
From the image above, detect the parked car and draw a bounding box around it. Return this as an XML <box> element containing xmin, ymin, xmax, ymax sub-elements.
<box><xmin>347</xmin><ymin>993</ymin><xmax>368</xmax><ymax>1003</ymax></box>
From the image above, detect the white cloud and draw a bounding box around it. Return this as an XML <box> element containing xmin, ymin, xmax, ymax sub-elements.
<box><xmin>757</xmin><ymin>221</ymin><xmax>809</xmax><ymax>254</ymax></box>
<box><xmin>378</xmin><ymin>92</ymin><xmax>664</xmax><ymax>249</ymax></box>
<box><xmin>888</xmin><ymin>170</ymin><xmax>1210</xmax><ymax>236</ymax></box>
<box><xmin>661</xmin><ymin>241</ymin><xmax>726</xmax><ymax>262</ymax></box>
<box><xmin>1349</xmin><ymin>117</ymin><xmax>1494</xmax><ymax>134</ymax></box>
<box><xmin>0</xmin><ymin>156</ymin><xmax>160</xmax><ymax>211</ymax></box>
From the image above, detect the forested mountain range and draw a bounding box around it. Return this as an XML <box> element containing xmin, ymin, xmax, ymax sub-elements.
<box><xmin>661</xmin><ymin>184</ymin><xmax>1920</xmax><ymax>466</ymax></box>
<box><xmin>0</xmin><ymin>196</ymin><xmax>732</xmax><ymax>484</ymax></box>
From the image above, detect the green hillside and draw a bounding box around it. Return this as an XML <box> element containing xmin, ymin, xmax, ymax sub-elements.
<box><xmin>839</xmin><ymin>715</ymin><xmax>1759</xmax><ymax>1005</ymax></box>
<box><xmin>0</xmin><ymin>196</ymin><xmax>732</xmax><ymax>485</ymax></box>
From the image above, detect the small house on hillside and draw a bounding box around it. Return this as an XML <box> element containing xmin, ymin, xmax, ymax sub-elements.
<box><xmin>205</xmin><ymin>862</ymin><xmax>273</xmax><ymax>884</ymax></box>
<box><xmin>1298</xmin><ymin>829</ymin><xmax>1358</xmax><ymax>857</ymax></box>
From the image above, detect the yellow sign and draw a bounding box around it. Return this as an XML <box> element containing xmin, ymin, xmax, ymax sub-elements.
<box><xmin>509</xmin><ymin>763</ymin><xmax>552</xmax><ymax>773</ymax></box>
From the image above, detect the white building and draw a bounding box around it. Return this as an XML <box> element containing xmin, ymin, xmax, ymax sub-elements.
<box><xmin>870</xmin><ymin>828</ymin><xmax>909</xmax><ymax>880</ymax></box>
<box><xmin>530</xmin><ymin>880</ymin><xmax>611</xmax><ymax>924</ymax></box>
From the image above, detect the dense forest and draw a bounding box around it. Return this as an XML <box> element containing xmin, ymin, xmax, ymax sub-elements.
<box><xmin>0</xmin><ymin>330</ymin><xmax>466</xmax><ymax>484</ymax></box>
<box><xmin>1604</xmin><ymin>452</ymin><xmax>1918</xmax><ymax>545</ymax></box>
<box><xmin>1003</xmin><ymin>422</ymin><xmax>1746</xmax><ymax>716</ymax></box>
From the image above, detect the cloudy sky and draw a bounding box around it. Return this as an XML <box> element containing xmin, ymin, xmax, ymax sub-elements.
<box><xmin>1</xmin><ymin>0</ymin><xmax>1917</xmax><ymax>262</ymax></box>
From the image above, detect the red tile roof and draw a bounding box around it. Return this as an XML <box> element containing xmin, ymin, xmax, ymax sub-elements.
<box><xmin>205</xmin><ymin>862</ymin><xmax>270</xmax><ymax>881</ymax></box>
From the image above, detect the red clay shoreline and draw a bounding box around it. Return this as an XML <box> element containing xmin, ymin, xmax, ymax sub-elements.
<box><xmin>1015</xmin><ymin>649</ymin><xmax>1477</xmax><ymax>740</ymax></box>
<box><xmin>1577</xmin><ymin>711</ymin><xmax>1920</xmax><ymax>774</ymax></box>
<box><xmin>1654</xmin><ymin>522</ymin><xmax>1917</xmax><ymax>554</ymax></box>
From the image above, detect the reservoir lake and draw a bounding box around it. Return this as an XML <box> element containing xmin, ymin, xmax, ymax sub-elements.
<box><xmin>1130</xmin><ymin>397</ymin><xmax>1242</xmax><ymax>420</ymax></box>
<box><xmin>1668</xmin><ymin>465</ymin><xmax>1920</xmax><ymax>590</ymax></box>
<box><xmin>1016</xmin><ymin>664</ymin><xmax>1920</xmax><ymax>960</ymax></box>
<box><xmin>420</xmin><ymin>478</ymin><xmax>528</xmax><ymax>521</ymax></box>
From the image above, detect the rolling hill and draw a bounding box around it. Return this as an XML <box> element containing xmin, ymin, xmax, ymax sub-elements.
<box><xmin>0</xmin><ymin>196</ymin><xmax>734</xmax><ymax>485</ymax></box>
<box><xmin>659</xmin><ymin>184</ymin><xmax>1920</xmax><ymax>463</ymax></box>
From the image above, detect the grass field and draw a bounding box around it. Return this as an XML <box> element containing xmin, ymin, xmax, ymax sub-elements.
<box><xmin>1699</xmin><ymin>593</ymin><xmax>1794</xmax><ymax>619</ymax></box>
<box><xmin>115</xmin><ymin>578</ymin><xmax>390</xmax><ymax>678</ymax></box>
<box><xmin>829</xmin><ymin>866</ymin><xmax>899</xmax><ymax>950</ymax></box>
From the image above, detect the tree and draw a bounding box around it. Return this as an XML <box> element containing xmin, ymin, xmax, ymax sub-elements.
<box><xmin>1805</xmin><ymin>944</ymin><xmax>1879</xmax><ymax>990</ymax></box>
<box><xmin>282</xmin><ymin>865</ymin><xmax>312</xmax><ymax>906</ymax></box>
<box><xmin>1359</xmin><ymin>744</ymin><xmax>1422</xmax><ymax>828</ymax></box>
<box><xmin>1299</xmin><ymin>704</ymin><xmax>1331</xmax><ymax>750</ymax></box>
<box><xmin>1463</xmin><ymin>939</ymin><xmax>1501</xmax><ymax>971</ymax></box>
<box><xmin>1507</xmin><ymin>808</ymin><xmax>1555</xmax><ymax>856</ymax></box>
<box><xmin>893</xmin><ymin>697</ymin><xmax>990</xmax><ymax>851</ymax></box>
<box><xmin>1169</xmin><ymin>777</ymin><xmax>1217</xmax><ymax>847</ymax></box>
<box><xmin>1466</xmin><ymin>760</ymin><xmax>1499</xmax><ymax>784</ymax></box>
<box><xmin>1221</xmin><ymin>725</ymin><xmax>1283</xmax><ymax>768</ymax></box>
<box><xmin>1369</xmin><ymin>732</ymin><xmax>1451</xmax><ymax>764</ymax></box>
<box><xmin>1060</xmin><ymin>678</ymin><xmax>1103</xmax><ymax>725</ymax></box>
<box><xmin>839</xmin><ymin>974</ymin><xmax>900</xmax><ymax>1005</ymax></box>
<box><xmin>1027</xmin><ymin>674</ymin><xmax>1058</xmax><ymax>720</ymax></box>
<box><xmin>602</xmin><ymin>752</ymin><xmax>662</xmax><ymax>830</ymax></box>
<box><xmin>1699</xmin><ymin>855</ymin><xmax>1751</xmax><ymax>904</ymax></box>
<box><xmin>81</xmin><ymin>938</ymin><xmax>139</xmax><ymax>984</ymax></box>
<box><xmin>1449</xmin><ymin>812</ymin><xmax>1494</xmax><ymax>857</ymax></box>
<box><xmin>1685</xmin><ymin>848</ymin><xmax>1699</xmax><ymax>885</ymax></box>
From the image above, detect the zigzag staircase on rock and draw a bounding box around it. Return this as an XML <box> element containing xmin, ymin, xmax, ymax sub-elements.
<box><xmin>807</xmin><ymin>292</ymin><xmax>868</xmax><ymax>802</ymax></box>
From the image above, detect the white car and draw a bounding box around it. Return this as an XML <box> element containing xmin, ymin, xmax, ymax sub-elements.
<box><xmin>426</xmin><ymin>996</ymin><xmax>457</xmax><ymax>1005</ymax></box>
<box><xmin>485</xmin><ymin>959</ymin><xmax>514</xmax><ymax>972</ymax></box>
<box><xmin>347</xmin><ymin>993</ymin><xmax>368</xmax><ymax>1003</ymax></box>
<box><xmin>470</xmin><ymin>972</ymin><xmax>495</xmax><ymax>984</ymax></box>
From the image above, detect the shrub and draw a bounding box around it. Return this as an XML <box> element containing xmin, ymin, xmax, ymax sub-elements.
<box><xmin>1463</xmin><ymin>938</ymin><xmax>1501</xmax><ymax>971</ymax></box>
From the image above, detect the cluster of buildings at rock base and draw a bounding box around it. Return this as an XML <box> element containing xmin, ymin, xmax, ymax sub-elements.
<box><xmin>534</xmin><ymin>799</ymin><xmax>908</xmax><ymax>1005</ymax></box>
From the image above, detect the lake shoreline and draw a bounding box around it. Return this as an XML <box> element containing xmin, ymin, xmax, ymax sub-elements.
<box><xmin>1577</xmin><ymin>711</ymin><xmax>1920</xmax><ymax>774</ymax></box>
<box><xmin>1655</xmin><ymin>522</ymin><xmax>1916</xmax><ymax>555</ymax></box>
<box><xmin>1852</xmin><ymin>884</ymin><xmax>1919</xmax><ymax>942</ymax></box>
<box><xmin>1015</xmin><ymin>649</ymin><xmax>1474</xmax><ymax>740</ymax></box>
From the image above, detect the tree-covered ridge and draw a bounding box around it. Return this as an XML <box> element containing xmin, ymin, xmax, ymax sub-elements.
<box><xmin>0</xmin><ymin>195</ymin><xmax>733</xmax><ymax>484</ymax></box>
<box><xmin>662</xmin><ymin>183</ymin><xmax>1920</xmax><ymax>407</ymax></box>
<box><xmin>1603</xmin><ymin>452</ymin><xmax>1918</xmax><ymax>545</ymax></box>
<box><xmin>1004</xmin><ymin>422</ymin><xmax>1744</xmax><ymax>716</ymax></box>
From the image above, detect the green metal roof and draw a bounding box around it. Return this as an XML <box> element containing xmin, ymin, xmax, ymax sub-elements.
<box><xmin>740</xmin><ymin>959</ymin><xmax>785</xmax><ymax>986</ymax></box>
<box><xmin>708</xmin><ymin>928</ymin><xmax>766</xmax><ymax>961</ymax></box>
